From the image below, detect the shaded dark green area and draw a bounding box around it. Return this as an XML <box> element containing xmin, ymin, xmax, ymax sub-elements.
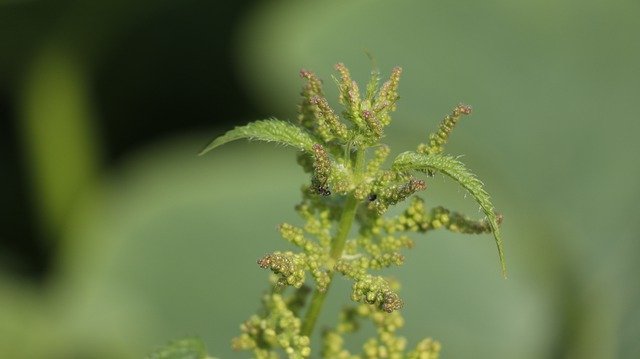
<box><xmin>0</xmin><ymin>0</ymin><xmax>262</xmax><ymax>277</ymax></box>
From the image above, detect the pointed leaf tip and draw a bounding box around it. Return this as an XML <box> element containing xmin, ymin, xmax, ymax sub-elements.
<box><xmin>392</xmin><ymin>151</ymin><xmax>507</xmax><ymax>276</ymax></box>
<box><xmin>198</xmin><ymin>119</ymin><xmax>318</xmax><ymax>156</ymax></box>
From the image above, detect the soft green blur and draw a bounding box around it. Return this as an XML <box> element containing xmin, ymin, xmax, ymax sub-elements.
<box><xmin>1</xmin><ymin>0</ymin><xmax>639</xmax><ymax>358</ymax></box>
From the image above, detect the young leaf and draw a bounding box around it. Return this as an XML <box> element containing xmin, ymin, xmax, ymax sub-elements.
<box><xmin>199</xmin><ymin>119</ymin><xmax>317</xmax><ymax>155</ymax></box>
<box><xmin>392</xmin><ymin>151</ymin><xmax>507</xmax><ymax>277</ymax></box>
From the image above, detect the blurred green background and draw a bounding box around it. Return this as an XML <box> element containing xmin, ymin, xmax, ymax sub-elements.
<box><xmin>1</xmin><ymin>0</ymin><xmax>639</xmax><ymax>358</ymax></box>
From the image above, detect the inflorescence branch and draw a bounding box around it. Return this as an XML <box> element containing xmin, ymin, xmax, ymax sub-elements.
<box><xmin>201</xmin><ymin>62</ymin><xmax>505</xmax><ymax>359</ymax></box>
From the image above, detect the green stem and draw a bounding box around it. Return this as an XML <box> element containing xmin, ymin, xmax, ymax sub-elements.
<box><xmin>300</xmin><ymin>147</ymin><xmax>365</xmax><ymax>337</ymax></box>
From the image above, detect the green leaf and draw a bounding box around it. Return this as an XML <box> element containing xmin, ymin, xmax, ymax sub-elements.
<box><xmin>147</xmin><ymin>338</ymin><xmax>214</xmax><ymax>359</ymax></box>
<box><xmin>392</xmin><ymin>151</ymin><xmax>507</xmax><ymax>277</ymax></box>
<box><xmin>199</xmin><ymin>119</ymin><xmax>317</xmax><ymax>155</ymax></box>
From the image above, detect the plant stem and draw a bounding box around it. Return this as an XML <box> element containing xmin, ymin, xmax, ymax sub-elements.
<box><xmin>300</xmin><ymin>195</ymin><xmax>357</xmax><ymax>336</ymax></box>
<box><xmin>300</xmin><ymin>147</ymin><xmax>365</xmax><ymax>337</ymax></box>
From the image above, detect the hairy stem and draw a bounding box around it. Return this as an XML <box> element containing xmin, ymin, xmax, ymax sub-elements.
<box><xmin>300</xmin><ymin>147</ymin><xmax>365</xmax><ymax>337</ymax></box>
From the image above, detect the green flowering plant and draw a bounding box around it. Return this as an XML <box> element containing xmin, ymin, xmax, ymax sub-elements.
<box><xmin>151</xmin><ymin>62</ymin><xmax>505</xmax><ymax>358</ymax></box>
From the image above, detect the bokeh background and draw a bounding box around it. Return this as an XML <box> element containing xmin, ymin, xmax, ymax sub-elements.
<box><xmin>1</xmin><ymin>0</ymin><xmax>639</xmax><ymax>358</ymax></box>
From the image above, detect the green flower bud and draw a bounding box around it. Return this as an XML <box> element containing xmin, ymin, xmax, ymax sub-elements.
<box><xmin>310</xmin><ymin>95</ymin><xmax>349</xmax><ymax>141</ymax></box>
<box><xmin>418</xmin><ymin>103</ymin><xmax>472</xmax><ymax>155</ymax></box>
<box><xmin>374</xmin><ymin>66</ymin><xmax>402</xmax><ymax>118</ymax></box>
<box><xmin>298</xmin><ymin>69</ymin><xmax>324</xmax><ymax>131</ymax></box>
<box><xmin>258</xmin><ymin>252</ymin><xmax>306</xmax><ymax>288</ymax></box>
<box><xmin>311</xmin><ymin>144</ymin><xmax>332</xmax><ymax>196</ymax></box>
<box><xmin>335</xmin><ymin>63</ymin><xmax>362</xmax><ymax>120</ymax></box>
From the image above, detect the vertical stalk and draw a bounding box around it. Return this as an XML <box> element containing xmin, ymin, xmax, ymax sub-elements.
<box><xmin>300</xmin><ymin>147</ymin><xmax>365</xmax><ymax>337</ymax></box>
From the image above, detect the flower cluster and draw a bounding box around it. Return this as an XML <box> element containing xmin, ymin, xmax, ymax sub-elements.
<box><xmin>322</xmin><ymin>292</ymin><xmax>442</xmax><ymax>359</ymax></box>
<box><xmin>201</xmin><ymin>62</ymin><xmax>505</xmax><ymax>358</ymax></box>
<box><xmin>417</xmin><ymin>103</ymin><xmax>473</xmax><ymax>155</ymax></box>
<box><xmin>232</xmin><ymin>284</ymin><xmax>312</xmax><ymax>359</ymax></box>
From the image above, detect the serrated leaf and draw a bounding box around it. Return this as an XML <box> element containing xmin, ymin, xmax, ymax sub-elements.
<box><xmin>392</xmin><ymin>151</ymin><xmax>507</xmax><ymax>277</ymax></box>
<box><xmin>147</xmin><ymin>338</ymin><xmax>214</xmax><ymax>359</ymax></box>
<box><xmin>199</xmin><ymin>119</ymin><xmax>317</xmax><ymax>155</ymax></box>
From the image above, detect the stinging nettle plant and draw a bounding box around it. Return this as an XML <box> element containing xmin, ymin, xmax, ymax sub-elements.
<box><xmin>193</xmin><ymin>63</ymin><xmax>505</xmax><ymax>359</ymax></box>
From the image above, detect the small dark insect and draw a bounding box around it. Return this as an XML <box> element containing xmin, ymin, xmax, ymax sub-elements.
<box><xmin>316</xmin><ymin>186</ymin><xmax>331</xmax><ymax>196</ymax></box>
<box><xmin>368</xmin><ymin>193</ymin><xmax>378</xmax><ymax>202</ymax></box>
<box><xmin>313</xmin><ymin>177</ymin><xmax>331</xmax><ymax>196</ymax></box>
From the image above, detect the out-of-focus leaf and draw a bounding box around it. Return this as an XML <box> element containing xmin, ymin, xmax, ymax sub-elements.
<box><xmin>199</xmin><ymin>119</ymin><xmax>317</xmax><ymax>155</ymax></box>
<box><xmin>393</xmin><ymin>151</ymin><xmax>506</xmax><ymax>277</ymax></box>
<box><xmin>21</xmin><ymin>46</ymin><xmax>101</xmax><ymax>238</ymax></box>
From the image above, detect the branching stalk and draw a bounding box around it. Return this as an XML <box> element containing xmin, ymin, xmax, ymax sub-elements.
<box><xmin>197</xmin><ymin>63</ymin><xmax>505</xmax><ymax>359</ymax></box>
<box><xmin>301</xmin><ymin>148</ymin><xmax>365</xmax><ymax>336</ymax></box>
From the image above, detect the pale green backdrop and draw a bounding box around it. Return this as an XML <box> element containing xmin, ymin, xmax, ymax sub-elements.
<box><xmin>1</xmin><ymin>0</ymin><xmax>639</xmax><ymax>358</ymax></box>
